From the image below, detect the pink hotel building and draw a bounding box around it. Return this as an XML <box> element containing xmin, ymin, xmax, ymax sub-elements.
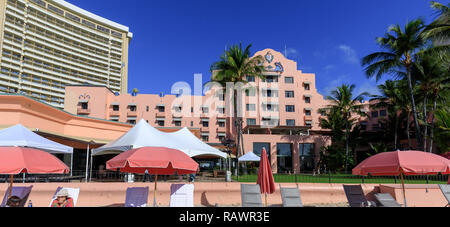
<box><xmin>63</xmin><ymin>49</ymin><xmax>337</xmax><ymax>173</ymax></box>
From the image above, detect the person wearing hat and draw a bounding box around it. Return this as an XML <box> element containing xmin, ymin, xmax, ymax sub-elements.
<box><xmin>50</xmin><ymin>189</ymin><xmax>74</xmax><ymax>207</ymax></box>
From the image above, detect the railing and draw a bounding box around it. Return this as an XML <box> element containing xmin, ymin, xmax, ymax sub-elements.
<box><xmin>2</xmin><ymin>171</ymin><xmax>447</xmax><ymax>184</ymax></box>
<box><xmin>234</xmin><ymin>172</ymin><xmax>449</xmax><ymax>184</ymax></box>
<box><xmin>77</xmin><ymin>108</ymin><xmax>91</xmax><ymax>115</ymax></box>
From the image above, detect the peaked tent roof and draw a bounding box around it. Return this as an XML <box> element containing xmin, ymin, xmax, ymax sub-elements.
<box><xmin>92</xmin><ymin>120</ymin><xmax>227</xmax><ymax>158</ymax></box>
<box><xmin>238</xmin><ymin>151</ymin><xmax>261</xmax><ymax>162</ymax></box>
<box><xmin>0</xmin><ymin>124</ymin><xmax>73</xmax><ymax>154</ymax></box>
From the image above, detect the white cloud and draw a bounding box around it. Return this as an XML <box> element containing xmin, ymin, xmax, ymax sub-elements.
<box><xmin>284</xmin><ymin>47</ymin><xmax>299</xmax><ymax>58</ymax></box>
<box><xmin>338</xmin><ymin>44</ymin><xmax>358</xmax><ymax>64</ymax></box>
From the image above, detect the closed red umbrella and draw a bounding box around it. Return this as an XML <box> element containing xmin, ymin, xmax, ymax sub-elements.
<box><xmin>353</xmin><ymin>150</ymin><xmax>450</xmax><ymax>207</ymax></box>
<box><xmin>106</xmin><ymin>147</ymin><xmax>199</xmax><ymax>206</ymax></box>
<box><xmin>257</xmin><ymin>147</ymin><xmax>275</xmax><ymax>206</ymax></box>
<box><xmin>0</xmin><ymin>147</ymin><xmax>70</xmax><ymax>198</ymax></box>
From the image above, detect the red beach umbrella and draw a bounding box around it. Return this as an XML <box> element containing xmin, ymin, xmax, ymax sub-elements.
<box><xmin>0</xmin><ymin>147</ymin><xmax>70</xmax><ymax>198</ymax></box>
<box><xmin>106</xmin><ymin>147</ymin><xmax>199</xmax><ymax>206</ymax></box>
<box><xmin>352</xmin><ymin>150</ymin><xmax>450</xmax><ymax>207</ymax></box>
<box><xmin>257</xmin><ymin>147</ymin><xmax>275</xmax><ymax>206</ymax></box>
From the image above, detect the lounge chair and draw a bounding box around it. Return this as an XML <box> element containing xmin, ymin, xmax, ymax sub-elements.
<box><xmin>241</xmin><ymin>184</ymin><xmax>263</xmax><ymax>207</ymax></box>
<box><xmin>280</xmin><ymin>187</ymin><xmax>303</xmax><ymax>207</ymax></box>
<box><xmin>125</xmin><ymin>187</ymin><xmax>149</xmax><ymax>207</ymax></box>
<box><xmin>438</xmin><ymin>184</ymin><xmax>450</xmax><ymax>207</ymax></box>
<box><xmin>374</xmin><ymin>193</ymin><xmax>401</xmax><ymax>207</ymax></box>
<box><xmin>343</xmin><ymin>185</ymin><xmax>376</xmax><ymax>207</ymax></box>
<box><xmin>170</xmin><ymin>184</ymin><xmax>194</xmax><ymax>207</ymax></box>
<box><xmin>48</xmin><ymin>187</ymin><xmax>80</xmax><ymax>207</ymax></box>
<box><xmin>1</xmin><ymin>185</ymin><xmax>33</xmax><ymax>207</ymax></box>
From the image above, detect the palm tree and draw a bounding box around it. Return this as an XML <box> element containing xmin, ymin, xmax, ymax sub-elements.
<box><xmin>412</xmin><ymin>51</ymin><xmax>450</xmax><ymax>152</ymax></box>
<box><xmin>210</xmin><ymin>43</ymin><xmax>265</xmax><ymax>174</ymax></box>
<box><xmin>131</xmin><ymin>88</ymin><xmax>139</xmax><ymax>96</ymax></box>
<box><xmin>372</xmin><ymin>80</ymin><xmax>404</xmax><ymax>150</ymax></box>
<box><xmin>422</xmin><ymin>1</ymin><xmax>450</xmax><ymax>46</ymax></box>
<box><xmin>362</xmin><ymin>19</ymin><xmax>427</xmax><ymax>150</ymax></box>
<box><xmin>323</xmin><ymin>84</ymin><xmax>369</xmax><ymax>173</ymax></box>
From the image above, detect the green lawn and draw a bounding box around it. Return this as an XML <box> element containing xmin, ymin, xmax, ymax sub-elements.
<box><xmin>232</xmin><ymin>174</ymin><xmax>448</xmax><ymax>184</ymax></box>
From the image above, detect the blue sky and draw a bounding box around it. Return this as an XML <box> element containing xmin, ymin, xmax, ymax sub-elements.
<box><xmin>67</xmin><ymin>0</ymin><xmax>439</xmax><ymax>98</ymax></box>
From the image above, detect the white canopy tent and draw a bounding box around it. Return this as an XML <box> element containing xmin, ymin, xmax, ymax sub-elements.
<box><xmin>0</xmin><ymin>124</ymin><xmax>74</xmax><ymax>172</ymax></box>
<box><xmin>92</xmin><ymin>120</ymin><xmax>227</xmax><ymax>158</ymax></box>
<box><xmin>238</xmin><ymin>151</ymin><xmax>261</xmax><ymax>162</ymax></box>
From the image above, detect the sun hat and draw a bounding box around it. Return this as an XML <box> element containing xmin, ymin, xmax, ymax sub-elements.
<box><xmin>56</xmin><ymin>189</ymin><xmax>69</xmax><ymax>197</ymax></box>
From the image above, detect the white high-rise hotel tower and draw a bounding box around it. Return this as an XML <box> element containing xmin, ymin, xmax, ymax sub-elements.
<box><xmin>0</xmin><ymin>0</ymin><xmax>132</xmax><ymax>108</ymax></box>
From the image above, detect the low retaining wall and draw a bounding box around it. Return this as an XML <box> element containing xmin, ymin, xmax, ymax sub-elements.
<box><xmin>0</xmin><ymin>182</ymin><xmax>445</xmax><ymax>207</ymax></box>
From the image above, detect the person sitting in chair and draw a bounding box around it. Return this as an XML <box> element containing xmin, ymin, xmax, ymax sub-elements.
<box><xmin>51</xmin><ymin>189</ymin><xmax>74</xmax><ymax>207</ymax></box>
<box><xmin>5</xmin><ymin>196</ymin><xmax>22</xmax><ymax>207</ymax></box>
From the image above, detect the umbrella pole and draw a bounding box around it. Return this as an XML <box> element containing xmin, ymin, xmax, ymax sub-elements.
<box><xmin>400</xmin><ymin>173</ymin><xmax>407</xmax><ymax>207</ymax></box>
<box><xmin>8</xmin><ymin>174</ymin><xmax>13</xmax><ymax>199</ymax></box>
<box><xmin>153</xmin><ymin>174</ymin><xmax>158</xmax><ymax>207</ymax></box>
<box><xmin>265</xmin><ymin>193</ymin><xmax>268</xmax><ymax>207</ymax></box>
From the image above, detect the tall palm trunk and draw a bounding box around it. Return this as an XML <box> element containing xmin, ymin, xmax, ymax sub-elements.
<box><xmin>233</xmin><ymin>89</ymin><xmax>247</xmax><ymax>175</ymax></box>
<box><xmin>406</xmin><ymin>66</ymin><xmax>423</xmax><ymax>150</ymax></box>
<box><xmin>429</xmin><ymin>98</ymin><xmax>437</xmax><ymax>153</ymax></box>
<box><xmin>394</xmin><ymin>114</ymin><xmax>399</xmax><ymax>150</ymax></box>
<box><xmin>423</xmin><ymin>97</ymin><xmax>428</xmax><ymax>152</ymax></box>
<box><xmin>344</xmin><ymin>118</ymin><xmax>349</xmax><ymax>173</ymax></box>
<box><xmin>406</xmin><ymin>111</ymin><xmax>412</xmax><ymax>149</ymax></box>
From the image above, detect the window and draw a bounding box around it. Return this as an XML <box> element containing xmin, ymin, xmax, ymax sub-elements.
<box><xmin>305</xmin><ymin>110</ymin><xmax>311</xmax><ymax>116</ymax></box>
<box><xmin>380</xmin><ymin>109</ymin><xmax>387</xmax><ymax>117</ymax></box>
<box><xmin>217</xmin><ymin>107</ymin><xmax>225</xmax><ymax>114</ymax></box>
<box><xmin>201</xmin><ymin>136</ymin><xmax>209</xmax><ymax>142</ymax></box>
<box><xmin>81</xmin><ymin>103</ymin><xmax>88</xmax><ymax>110</ymax></box>
<box><xmin>174</xmin><ymin>121</ymin><xmax>181</xmax><ymax>127</ymax></box>
<box><xmin>127</xmin><ymin>120</ymin><xmax>136</xmax><ymax>125</ymax></box>
<box><xmin>65</xmin><ymin>13</ymin><xmax>80</xmax><ymax>22</ymax></box>
<box><xmin>305</xmin><ymin>121</ymin><xmax>312</xmax><ymax>127</ymax></box>
<box><xmin>305</xmin><ymin>97</ymin><xmax>311</xmax><ymax>103</ymax></box>
<box><xmin>299</xmin><ymin>143</ymin><xmax>315</xmax><ymax>171</ymax></box>
<box><xmin>202</xmin><ymin>107</ymin><xmax>209</xmax><ymax>114</ymax></box>
<box><xmin>146</xmin><ymin>106</ymin><xmax>149</xmax><ymax>112</ymax></box>
<box><xmin>286</xmin><ymin>105</ymin><xmax>295</xmax><ymax>112</ymax></box>
<box><xmin>265</xmin><ymin>104</ymin><xmax>277</xmax><ymax>111</ymax></box>
<box><xmin>218</xmin><ymin>94</ymin><xmax>225</xmax><ymax>101</ymax></box>
<box><xmin>246</xmin><ymin>104</ymin><xmax>256</xmax><ymax>111</ymax></box>
<box><xmin>130</xmin><ymin>106</ymin><xmax>136</xmax><ymax>112</ymax></box>
<box><xmin>112</xmin><ymin>105</ymin><xmax>119</xmax><ymax>111</ymax></box>
<box><xmin>82</xmin><ymin>20</ymin><xmax>95</xmax><ymax>29</ymax></box>
<box><xmin>265</xmin><ymin>89</ymin><xmax>278</xmax><ymax>97</ymax></box>
<box><xmin>174</xmin><ymin>106</ymin><xmax>182</xmax><ymax>112</ymax></box>
<box><xmin>247</xmin><ymin>118</ymin><xmax>256</xmax><ymax>126</ymax></box>
<box><xmin>320</xmin><ymin>110</ymin><xmax>326</xmax><ymax>116</ymax></box>
<box><xmin>253</xmin><ymin>143</ymin><xmax>270</xmax><ymax>158</ymax></box>
<box><xmin>190</xmin><ymin>121</ymin><xmax>193</xmax><ymax>127</ymax></box>
<box><xmin>158</xmin><ymin>106</ymin><xmax>165</xmax><ymax>112</ymax></box>
<box><xmin>245</xmin><ymin>88</ymin><xmax>256</xmax><ymax>97</ymax></box>
<box><xmin>285</xmin><ymin>77</ymin><xmax>294</xmax><ymax>84</ymax></box>
<box><xmin>47</xmin><ymin>4</ymin><xmax>63</xmax><ymax>15</ymax></box>
<box><xmin>286</xmin><ymin>119</ymin><xmax>295</xmax><ymax>126</ymax></box>
<box><xmin>285</xmin><ymin>91</ymin><xmax>294</xmax><ymax>98</ymax></box>
<box><xmin>277</xmin><ymin>143</ymin><xmax>293</xmax><ymax>173</ymax></box>
<box><xmin>218</xmin><ymin>135</ymin><xmax>225</xmax><ymax>142</ymax></box>
<box><xmin>218</xmin><ymin>121</ymin><xmax>225</xmax><ymax>127</ymax></box>
<box><xmin>157</xmin><ymin>120</ymin><xmax>165</xmax><ymax>126</ymax></box>
<box><xmin>202</xmin><ymin>121</ymin><xmax>209</xmax><ymax>127</ymax></box>
<box><xmin>265</xmin><ymin>76</ymin><xmax>278</xmax><ymax>83</ymax></box>
<box><xmin>246</xmin><ymin>76</ymin><xmax>255</xmax><ymax>82</ymax></box>
<box><xmin>371</xmin><ymin>111</ymin><xmax>379</xmax><ymax>118</ymax></box>
<box><xmin>304</xmin><ymin>84</ymin><xmax>310</xmax><ymax>90</ymax></box>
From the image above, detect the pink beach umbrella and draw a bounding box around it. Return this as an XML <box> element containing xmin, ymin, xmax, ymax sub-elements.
<box><xmin>0</xmin><ymin>147</ymin><xmax>70</xmax><ymax>198</ymax></box>
<box><xmin>257</xmin><ymin>147</ymin><xmax>275</xmax><ymax>207</ymax></box>
<box><xmin>353</xmin><ymin>150</ymin><xmax>450</xmax><ymax>207</ymax></box>
<box><xmin>106</xmin><ymin>147</ymin><xmax>199</xmax><ymax>206</ymax></box>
